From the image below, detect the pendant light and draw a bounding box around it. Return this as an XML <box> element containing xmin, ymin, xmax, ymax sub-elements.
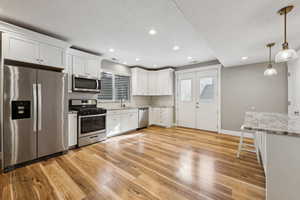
<box><xmin>264</xmin><ymin>43</ymin><xmax>277</xmax><ymax>76</ymax></box>
<box><xmin>275</xmin><ymin>5</ymin><xmax>298</xmax><ymax>63</ymax></box>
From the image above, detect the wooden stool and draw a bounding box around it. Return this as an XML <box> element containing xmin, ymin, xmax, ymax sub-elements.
<box><xmin>236</xmin><ymin>127</ymin><xmax>260</xmax><ymax>165</ymax></box>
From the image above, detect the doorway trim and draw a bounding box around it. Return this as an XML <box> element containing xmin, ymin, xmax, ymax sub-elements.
<box><xmin>175</xmin><ymin>64</ymin><xmax>222</xmax><ymax>133</ymax></box>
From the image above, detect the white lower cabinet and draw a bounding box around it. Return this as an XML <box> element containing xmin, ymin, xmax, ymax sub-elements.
<box><xmin>106</xmin><ymin>109</ymin><xmax>138</xmax><ymax>137</ymax></box>
<box><xmin>68</xmin><ymin>113</ymin><xmax>78</xmax><ymax>147</ymax></box>
<box><xmin>107</xmin><ymin>114</ymin><xmax>121</xmax><ymax>137</ymax></box>
<box><xmin>149</xmin><ymin>107</ymin><xmax>173</xmax><ymax>128</ymax></box>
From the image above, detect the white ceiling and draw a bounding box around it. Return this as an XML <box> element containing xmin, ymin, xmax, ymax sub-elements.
<box><xmin>174</xmin><ymin>0</ymin><xmax>300</xmax><ymax>67</ymax></box>
<box><xmin>0</xmin><ymin>0</ymin><xmax>215</xmax><ymax>68</ymax></box>
<box><xmin>0</xmin><ymin>0</ymin><xmax>300</xmax><ymax>68</ymax></box>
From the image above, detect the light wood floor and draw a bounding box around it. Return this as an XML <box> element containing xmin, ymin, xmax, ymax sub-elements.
<box><xmin>0</xmin><ymin>126</ymin><xmax>265</xmax><ymax>200</ymax></box>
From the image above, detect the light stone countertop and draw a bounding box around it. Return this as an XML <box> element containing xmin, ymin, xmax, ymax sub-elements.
<box><xmin>242</xmin><ymin>112</ymin><xmax>300</xmax><ymax>137</ymax></box>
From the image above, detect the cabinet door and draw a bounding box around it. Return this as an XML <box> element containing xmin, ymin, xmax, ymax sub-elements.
<box><xmin>86</xmin><ymin>59</ymin><xmax>101</xmax><ymax>77</ymax></box>
<box><xmin>160</xmin><ymin>108</ymin><xmax>173</xmax><ymax>127</ymax></box>
<box><xmin>68</xmin><ymin>114</ymin><xmax>78</xmax><ymax>147</ymax></box>
<box><xmin>121</xmin><ymin>113</ymin><xmax>130</xmax><ymax>132</ymax></box>
<box><xmin>149</xmin><ymin>108</ymin><xmax>154</xmax><ymax>125</ymax></box>
<box><xmin>131</xmin><ymin>68</ymin><xmax>139</xmax><ymax>95</ymax></box>
<box><xmin>3</xmin><ymin>34</ymin><xmax>39</xmax><ymax>64</ymax></box>
<box><xmin>66</xmin><ymin>54</ymin><xmax>73</xmax><ymax>92</ymax></box>
<box><xmin>153</xmin><ymin>108</ymin><xmax>161</xmax><ymax>125</ymax></box>
<box><xmin>39</xmin><ymin>43</ymin><xmax>65</xmax><ymax>69</ymax></box>
<box><xmin>72</xmin><ymin>56</ymin><xmax>86</xmax><ymax>75</ymax></box>
<box><xmin>148</xmin><ymin>71</ymin><xmax>158</xmax><ymax>95</ymax></box>
<box><xmin>128</xmin><ymin>111</ymin><xmax>138</xmax><ymax>130</ymax></box>
<box><xmin>137</xmin><ymin>69</ymin><xmax>144</xmax><ymax>95</ymax></box>
<box><xmin>143</xmin><ymin>70</ymin><xmax>149</xmax><ymax>95</ymax></box>
<box><xmin>107</xmin><ymin>115</ymin><xmax>121</xmax><ymax>137</ymax></box>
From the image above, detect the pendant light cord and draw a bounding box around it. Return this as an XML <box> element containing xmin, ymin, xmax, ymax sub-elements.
<box><xmin>269</xmin><ymin>46</ymin><xmax>272</xmax><ymax>65</ymax></box>
<box><xmin>284</xmin><ymin>9</ymin><xmax>287</xmax><ymax>44</ymax></box>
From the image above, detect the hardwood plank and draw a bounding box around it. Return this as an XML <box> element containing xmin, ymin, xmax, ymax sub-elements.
<box><xmin>0</xmin><ymin>126</ymin><xmax>265</xmax><ymax>200</ymax></box>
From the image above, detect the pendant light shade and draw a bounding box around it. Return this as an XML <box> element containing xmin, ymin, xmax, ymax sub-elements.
<box><xmin>264</xmin><ymin>43</ymin><xmax>277</xmax><ymax>76</ymax></box>
<box><xmin>275</xmin><ymin>5</ymin><xmax>298</xmax><ymax>63</ymax></box>
<box><xmin>275</xmin><ymin>48</ymin><xmax>298</xmax><ymax>63</ymax></box>
<box><xmin>264</xmin><ymin>66</ymin><xmax>278</xmax><ymax>76</ymax></box>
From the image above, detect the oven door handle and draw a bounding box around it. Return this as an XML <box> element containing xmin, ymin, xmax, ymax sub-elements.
<box><xmin>79</xmin><ymin>114</ymin><xmax>106</xmax><ymax>118</ymax></box>
<box><xmin>96</xmin><ymin>79</ymin><xmax>99</xmax><ymax>90</ymax></box>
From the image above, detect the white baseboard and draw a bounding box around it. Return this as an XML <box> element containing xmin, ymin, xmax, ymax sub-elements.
<box><xmin>220</xmin><ymin>129</ymin><xmax>253</xmax><ymax>139</ymax></box>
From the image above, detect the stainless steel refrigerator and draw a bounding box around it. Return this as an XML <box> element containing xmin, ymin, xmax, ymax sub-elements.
<box><xmin>3</xmin><ymin>64</ymin><xmax>68</xmax><ymax>169</ymax></box>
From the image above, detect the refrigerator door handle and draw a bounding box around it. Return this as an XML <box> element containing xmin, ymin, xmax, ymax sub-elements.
<box><xmin>38</xmin><ymin>84</ymin><xmax>42</xmax><ymax>131</ymax></box>
<box><xmin>33</xmin><ymin>84</ymin><xmax>37</xmax><ymax>132</ymax></box>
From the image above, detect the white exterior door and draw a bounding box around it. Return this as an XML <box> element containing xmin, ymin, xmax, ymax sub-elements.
<box><xmin>176</xmin><ymin>67</ymin><xmax>220</xmax><ymax>132</ymax></box>
<box><xmin>288</xmin><ymin>53</ymin><xmax>300</xmax><ymax>117</ymax></box>
<box><xmin>176</xmin><ymin>72</ymin><xmax>196</xmax><ymax>128</ymax></box>
<box><xmin>195</xmin><ymin>70</ymin><xmax>218</xmax><ymax>132</ymax></box>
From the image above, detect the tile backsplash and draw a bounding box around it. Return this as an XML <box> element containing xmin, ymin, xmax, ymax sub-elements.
<box><xmin>68</xmin><ymin>92</ymin><xmax>174</xmax><ymax>109</ymax></box>
<box><xmin>150</xmin><ymin>96</ymin><xmax>174</xmax><ymax>107</ymax></box>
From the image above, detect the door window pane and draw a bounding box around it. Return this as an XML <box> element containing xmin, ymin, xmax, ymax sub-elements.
<box><xmin>180</xmin><ymin>79</ymin><xmax>192</xmax><ymax>101</ymax></box>
<box><xmin>199</xmin><ymin>77</ymin><xmax>214</xmax><ymax>101</ymax></box>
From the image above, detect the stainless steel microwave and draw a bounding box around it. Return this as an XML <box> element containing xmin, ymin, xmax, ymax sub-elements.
<box><xmin>72</xmin><ymin>75</ymin><xmax>101</xmax><ymax>93</ymax></box>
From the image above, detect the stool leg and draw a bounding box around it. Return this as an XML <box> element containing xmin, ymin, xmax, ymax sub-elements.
<box><xmin>253</xmin><ymin>132</ymin><xmax>261</xmax><ymax>165</ymax></box>
<box><xmin>237</xmin><ymin>131</ymin><xmax>244</xmax><ymax>158</ymax></box>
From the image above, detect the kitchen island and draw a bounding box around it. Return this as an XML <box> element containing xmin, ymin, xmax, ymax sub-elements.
<box><xmin>242</xmin><ymin>112</ymin><xmax>300</xmax><ymax>200</ymax></box>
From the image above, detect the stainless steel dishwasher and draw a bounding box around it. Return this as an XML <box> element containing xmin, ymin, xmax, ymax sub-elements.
<box><xmin>138</xmin><ymin>107</ymin><xmax>149</xmax><ymax>129</ymax></box>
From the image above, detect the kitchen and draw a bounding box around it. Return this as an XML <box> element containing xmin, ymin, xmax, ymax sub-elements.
<box><xmin>0</xmin><ymin>1</ymin><xmax>300</xmax><ymax>200</ymax></box>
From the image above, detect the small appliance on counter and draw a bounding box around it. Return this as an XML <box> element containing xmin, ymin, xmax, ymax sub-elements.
<box><xmin>69</xmin><ymin>99</ymin><xmax>107</xmax><ymax>147</ymax></box>
<box><xmin>72</xmin><ymin>74</ymin><xmax>101</xmax><ymax>93</ymax></box>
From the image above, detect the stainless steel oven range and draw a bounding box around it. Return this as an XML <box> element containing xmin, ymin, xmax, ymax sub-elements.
<box><xmin>69</xmin><ymin>99</ymin><xmax>106</xmax><ymax>147</ymax></box>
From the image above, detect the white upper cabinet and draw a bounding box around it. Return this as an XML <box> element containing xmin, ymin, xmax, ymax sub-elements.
<box><xmin>66</xmin><ymin>49</ymin><xmax>102</xmax><ymax>92</ymax></box>
<box><xmin>66</xmin><ymin>54</ymin><xmax>73</xmax><ymax>92</ymax></box>
<box><xmin>2</xmin><ymin>31</ymin><xmax>69</xmax><ymax>69</ymax></box>
<box><xmin>3</xmin><ymin>34</ymin><xmax>40</xmax><ymax>64</ymax></box>
<box><xmin>86</xmin><ymin>59</ymin><xmax>101</xmax><ymax>77</ymax></box>
<box><xmin>132</xmin><ymin>68</ymin><xmax>149</xmax><ymax>95</ymax></box>
<box><xmin>72</xmin><ymin>56</ymin><xmax>86</xmax><ymax>75</ymax></box>
<box><xmin>132</xmin><ymin>67</ymin><xmax>174</xmax><ymax>96</ymax></box>
<box><xmin>39</xmin><ymin>43</ymin><xmax>65</xmax><ymax>68</ymax></box>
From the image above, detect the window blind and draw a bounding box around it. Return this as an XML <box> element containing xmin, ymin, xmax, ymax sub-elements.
<box><xmin>98</xmin><ymin>72</ymin><xmax>113</xmax><ymax>100</ymax></box>
<box><xmin>115</xmin><ymin>75</ymin><xmax>130</xmax><ymax>101</ymax></box>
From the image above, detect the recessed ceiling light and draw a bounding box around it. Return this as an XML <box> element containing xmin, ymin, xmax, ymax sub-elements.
<box><xmin>136</xmin><ymin>58</ymin><xmax>140</xmax><ymax>61</ymax></box>
<box><xmin>242</xmin><ymin>56</ymin><xmax>248</xmax><ymax>60</ymax></box>
<box><xmin>187</xmin><ymin>56</ymin><xmax>193</xmax><ymax>60</ymax></box>
<box><xmin>153</xmin><ymin>64</ymin><xmax>158</xmax><ymax>67</ymax></box>
<box><xmin>123</xmin><ymin>61</ymin><xmax>127</xmax><ymax>65</ymax></box>
<box><xmin>149</xmin><ymin>29</ymin><xmax>157</xmax><ymax>35</ymax></box>
<box><xmin>109</xmin><ymin>48</ymin><xmax>115</xmax><ymax>53</ymax></box>
<box><xmin>173</xmin><ymin>45</ymin><xmax>180</xmax><ymax>51</ymax></box>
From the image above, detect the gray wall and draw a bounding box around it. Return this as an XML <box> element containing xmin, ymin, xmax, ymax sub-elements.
<box><xmin>221</xmin><ymin>62</ymin><xmax>288</xmax><ymax>131</ymax></box>
<box><xmin>175</xmin><ymin>60</ymin><xmax>220</xmax><ymax>71</ymax></box>
<box><xmin>101</xmin><ymin>59</ymin><xmax>131</xmax><ymax>75</ymax></box>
